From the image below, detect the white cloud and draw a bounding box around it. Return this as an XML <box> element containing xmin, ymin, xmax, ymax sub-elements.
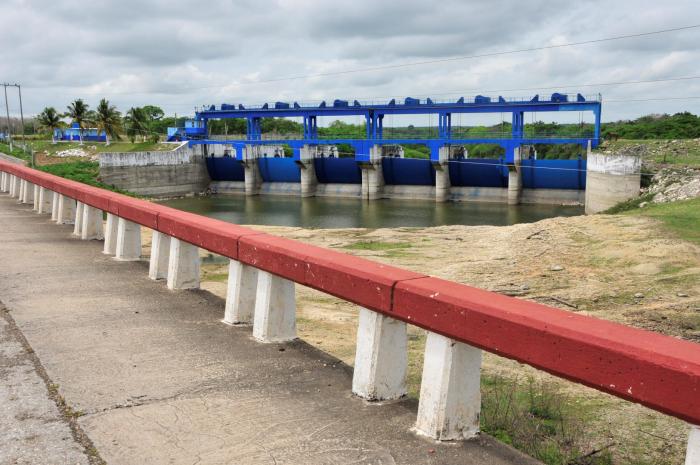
<box><xmin>0</xmin><ymin>0</ymin><xmax>698</xmax><ymax>121</ymax></box>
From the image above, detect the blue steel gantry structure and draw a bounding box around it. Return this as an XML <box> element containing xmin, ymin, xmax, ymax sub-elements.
<box><xmin>177</xmin><ymin>92</ymin><xmax>602</xmax><ymax>164</ymax></box>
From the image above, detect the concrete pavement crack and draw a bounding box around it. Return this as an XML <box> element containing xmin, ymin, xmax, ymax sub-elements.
<box><xmin>0</xmin><ymin>302</ymin><xmax>107</xmax><ymax>465</ymax></box>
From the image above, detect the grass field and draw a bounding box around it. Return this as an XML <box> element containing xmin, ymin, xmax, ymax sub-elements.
<box><xmin>0</xmin><ymin>141</ymin><xmax>33</xmax><ymax>163</ymax></box>
<box><xmin>28</xmin><ymin>139</ymin><xmax>175</xmax><ymax>156</ymax></box>
<box><xmin>37</xmin><ymin>160</ymin><xmax>133</xmax><ymax>195</ymax></box>
<box><xmin>626</xmin><ymin>197</ymin><xmax>700</xmax><ymax>245</ymax></box>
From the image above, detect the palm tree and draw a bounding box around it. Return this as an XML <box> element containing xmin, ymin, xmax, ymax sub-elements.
<box><xmin>93</xmin><ymin>99</ymin><xmax>122</xmax><ymax>146</ymax></box>
<box><xmin>36</xmin><ymin>107</ymin><xmax>62</xmax><ymax>144</ymax></box>
<box><xmin>65</xmin><ymin>99</ymin><xmax>89</xmax><ymax>145</ymax></box>
<box><xmin>124</xmin><ymin>107</ymin><xmax>149</xmax><ymax>143</ymax></box>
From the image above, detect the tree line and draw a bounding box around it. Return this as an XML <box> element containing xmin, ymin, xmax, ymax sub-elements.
<box><xmin>29</xmin><ymin>101</ymin><xmax>700</xmax><ymax>149</ymax></box>
<box><xmin>34</xmin><ymin>99</ymin><xmax>186</xmax><ymax>146</ymax></box>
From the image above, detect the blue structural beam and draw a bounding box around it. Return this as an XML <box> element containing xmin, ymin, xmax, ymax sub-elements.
<box><xmin>184</xmin><ymin>93</ymin><xmax>602</xmax><ymax>164</ymax></box>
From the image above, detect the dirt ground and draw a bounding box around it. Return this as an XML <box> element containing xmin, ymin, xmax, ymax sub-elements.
<box><xmin>139</xmin><ymin>213</ymin><xmax>700</xmax><ymax>464</ymax></box>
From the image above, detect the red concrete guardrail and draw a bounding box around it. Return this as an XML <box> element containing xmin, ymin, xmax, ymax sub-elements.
<box><xmin>2</xmin><ymin>159</ymin><xmax>699</xmax><ymax>426</ymax></box>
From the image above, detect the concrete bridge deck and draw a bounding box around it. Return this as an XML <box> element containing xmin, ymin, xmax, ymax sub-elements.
<box><xmin>0</xmin><ymin>194</ymin><xmax>538</xmax><ymax>465</ymax></box>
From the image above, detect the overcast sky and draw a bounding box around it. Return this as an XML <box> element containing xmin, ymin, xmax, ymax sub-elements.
<box><xmin>1</xmin><ymin>0</ymin><xmax>699</xmax><ymax>124</ymax></box>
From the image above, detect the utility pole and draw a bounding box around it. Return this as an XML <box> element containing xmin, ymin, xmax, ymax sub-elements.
<box><xmin>3</xmin><ymin>84</ymin><xmax>11</xmax><ymax>151</ymax></box>
<box><xmin>13</xmin><ymin>83</ymin><xmax>32</xmax><ymax>165</ymax></box>
<box><xmin>15</xmin><ymin>84</ymin><xmax>25</xmax><ymax>144</ymax></box>
<box><xmin>1</xmin><ymin>82</ymin><xmax>30</xmax><ymax>162</ymax></box>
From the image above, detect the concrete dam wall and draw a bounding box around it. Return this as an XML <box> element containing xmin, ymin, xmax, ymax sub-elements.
<box><xmin>99</xmin><ymin>144</ymin><xmax>210</xmax><ymax>197</ymax></box>
<box><xmin>98</xmin><ymin>143</ymin><xmax>640</xmax><ymax>211</ymax></box>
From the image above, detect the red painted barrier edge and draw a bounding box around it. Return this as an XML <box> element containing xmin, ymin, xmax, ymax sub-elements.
<box><xmin>393</xmin><ymin>277</ymin><xmax>700</xmax><ymax>425</ymax></box>
<box><xmin>3</xmin><ymin>160</ymin><xmax>700</xmax><ymax>425</ymax></box>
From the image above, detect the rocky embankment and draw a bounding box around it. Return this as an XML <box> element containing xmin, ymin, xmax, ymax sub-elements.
<box><xmin>643</xmin><ymin>167</ymin><xmax>700</xmax><ymax>204</ymax></box>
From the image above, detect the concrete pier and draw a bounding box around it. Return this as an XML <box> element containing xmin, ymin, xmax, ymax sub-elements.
<box><xmin>223</xmin><ymin>259</ymin><xmax>258</xmax><ymax>325</ymax></box>
<box><xmin>32</xmin><ymin>184</ymin><xmax>40</xmax><ymax>210</ymax></box>
<box><xmin>166</xmin><ymin>238</ymin><xmax>200</xmax><ymax>290</ymax></box>
<box><xmin>415</xmin><ymin>333</ymin><xmax>482</xmax><ymax>440</ymax></box>
<box><xmin>73</xmin><ymin>201</ymin><xmax>85</xmax><ymax>236</ymax></box>
<box><xmin>38</xmin><ymin>187</ymin><xmax>52</xmax><ymax>214</ymax></box>
<box><xmin>148</xmin><ymin>231</ymin><xmax>171</xmax><ymax>280</ymax></box>
<box><xmin>361</xmin><ymin>145</ymin><xmax>384</xmax><ymax>200</ymax></box>
<box><xmin>57</xmin><ymin>195</ymin><xmax>75</xmax><ymax>224</ymax></box>
<box><xmin>21</xmin><ymin>180</ymin><xmax>34</xmax><ymax>205</ymax></box>
<box><xmin>243</xmin><ymin>145</ymin><xmax>262</xmax><ymax>196</ymax></box>
<box><xmin>507</xmin><ymin>147</ymin><xmax>522</xmax><ymax>206</ymax></box>
<box><xmin>51</xmin><ymin>192</ymin><xmax>59</xmax><ymax>221</ymax></box>
<box><xmin>17</xmin><ymin>179</ymin><xmax>25</xmax><ymax>202</ymax></box>
<box><xmin>585</xmin><ymin>150</ymin><xmax>641</xmax><ymax>214</ymax></box>
<box><xmin>115</xmin><ymin>218</ymin><xmax>141</xmax><ymax>260</ymax></box>
<box><xmin>299</xmin><ymin>145</ymin><xmax>318</xmax><ymax>197</ymax></box>
<box><xmin>81</xmin><ymin>205</ymin><xmax>104</xmax><ymax>240</ymax></box>
<box><xmin>352</xmin><ymin>308</ymin><xmax>408</xmax><ymax>401</ymax></box>
<box><xmin>435</xmin><ymin>146</ymin><xmax>451</xmax><ymax>203</ymax></box>
<box><xmin>253</xmin><ymin>270</ymin><xmax>297</xmax><ymax>343</ymax></box>
<box><xmin>10</xmin><ymin>175</ymin><xmax>20</xmax><ymax>197</ymax></box>
<box><xmin>103</xmin><ymin>213</ymin><xmax>119</xmax><ymax>255</ymax></box>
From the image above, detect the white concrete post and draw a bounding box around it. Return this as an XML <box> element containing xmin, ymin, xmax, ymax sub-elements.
<box><xmin>252</xmin><ymin>270</ymin><xmax>296</xmax><ymax>343</ymax></box>
<box><xmin>19</xmin><ymin>180</ymin><xmax>26</xmax><ymax>203</ymax></box>
<box><xmin>81</xmin><ymin>205</ymin><xmax>104</xmax><ymax>240</ymax></box>
<box><xmin>243</xmin><ymin>145</ymin><xmax>261</xmax><ymax>196</ymax></box>
<box><xmin>435</xmin><ymin>146</ymin><xmax>451</xmax><ymax>203</ymax></box>
<box><xmin>507</xmin><ymin>147</ymin><xmax>522</xmax><ymax>206</ymax></box>
<box><xmin>223</xmin><ymin>260</ymin><xmax>258</xmax><ymax>325</ymax></box>
<box><xmin>32</xmin><ymin>184</ymin><xmax>40</xmax><ymax>210</ymax></box>
<box><xmin>51</xmin><ymin>192</ymin><xmax>60</xmax><ymax>221</ymax></box>
<box><xmin>352</xmin><ymin>308</ymin><xmax>408</xmax><ymax>401</ymax></box>
<box><xmin>73</xmin><ymin>202</ymin><xmax>85</xmax><ymax>236</ymax></box>
<box><xmin>115</xmin><ymin>218</ymin><xmax>142</xmax><ymax>261</ymax></box>
<box><xmin>166</xmin><ymin>238</ymin><xmax>200</xmax><ymax>290</ymax></box>
<box><xmin>11</xmin><ymin>176</ymin><xmax>20</xmax><ymax>198</ymax></box>
<box><xmin>299</xmin><ymin>145</ymin><xmax>318</xmax><ymax>198</ymax></box>
<box><xmin>363</xmin><ymin>145</ymin><xmax>385</xmax><ymax>201</ymax></box>
<box><xmin>0</xmin><ymin>172</ymin><xmax>6</xmax><ymax>192</ymax></box>
<box><xmin>415</xmin><ymin>332</ymin><xmax>482</xmax><ymax>440</ymax></box>
<box><xmin>148</xmin><ymin>231</ymin><xmax>171</xmax><ymax>280</ymax></box>
<box><xmin>57</xmin><ymin>195</ymin><xmax>75</xmax><ymax>225</ymax></box>
<box><xmin>38</xmin><ymin>187</ymin><xmax>52</xmax><ymax>214</ymax></box>
<box><xmin>103</xmin><ymin>213</ymin><xmax>119</xmax><ymax>255</ymax></box>
<box><xmin>687</xmin><ymin>426</ymin><xmax>700</xmax><ymax>465</ymax></box>
<box><xmin>21</xmin><ymin>181</ymin><xmax>34</xmax><ymax>204</ymax></box>
<box><xmin>17</xmin><ymin>179</ymin><xmax>25</xmax><ymax>202</ymax></box>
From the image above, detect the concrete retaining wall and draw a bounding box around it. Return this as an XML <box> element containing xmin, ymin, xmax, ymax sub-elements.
<box><xmin>584</xmin><ymin>153</ymin><xmax>641</xmax><ymax>214</ymax></box>
<box><xmin>99</xmin><ymin>144</ymin><xmax>211</xmax><ymax>197</ymax></box>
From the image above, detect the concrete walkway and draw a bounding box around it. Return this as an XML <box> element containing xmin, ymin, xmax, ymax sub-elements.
<box><xmin>0</xmin><ymin>194</ymin><xmax>539</xmax><ymax>465</ymax></box>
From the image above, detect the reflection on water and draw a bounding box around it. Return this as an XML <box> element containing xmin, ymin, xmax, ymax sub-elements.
<box><xmin>159</xmin><ymin>195</ymin><xmax>583</xmax><ymax>229</ymax></box>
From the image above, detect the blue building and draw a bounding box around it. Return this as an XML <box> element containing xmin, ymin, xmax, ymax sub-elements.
<box><xmin>54</xmin><ymin>122</ymin><xmax>107</xmax><ymax>142</ymax></box>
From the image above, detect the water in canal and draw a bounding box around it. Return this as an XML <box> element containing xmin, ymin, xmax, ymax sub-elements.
<box><xmin>159</xmin><ymin>195</ymin><xmax>583</xmax><ymax>229</ymax></box>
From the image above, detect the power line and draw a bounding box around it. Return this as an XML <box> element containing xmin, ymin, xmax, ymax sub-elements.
<box><xmin>380</xmin><ymin>76</ymin><xmax>700</xmax><ymax>101</ymax></box>
<box><xmin>236</xmin><ymin>24</ymin><xmax>700</xmax><ymax>86</ymax></box>
<box><xmin>92</xmin><ymin>75</ymin><xmax>700</xmax><ymax>110</ymax></box>
<box><xmin>22</xmin><ymin>24</ymin><xmax>700</xmax><ymax>96</ymax></box>
<box><xmin>604</xmin><ymin>96</ymin><xmax>700</xmax><ymax>103</ymax></box>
